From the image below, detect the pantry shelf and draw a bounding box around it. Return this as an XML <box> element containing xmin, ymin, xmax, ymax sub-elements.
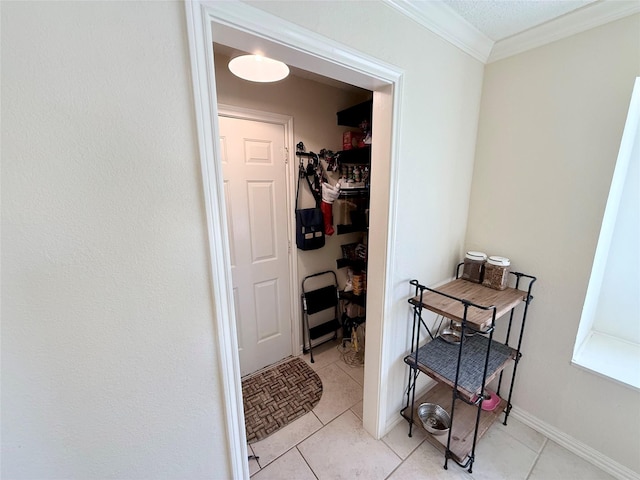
<box><xmin>339</xmin><ymin>290</ymin><xmax>366</xmax><ymax>307</ymax></box>
<box><xmin>337</xmin><ymin>146</ymin><xmax>371</xmax><ymax>165</ymax></box>
<box><xmin>336</xmin><ymin>257</ymin><xmax>367</xmax><ymax>270</ymax></box>
<box><xmin>338</xmin><ymin>187</ymin><xmax>369</xmax><ymax>197</ymax></box>
<box><xmin>336</xmin><ymin>224</ymin><xmax>368</xmax><ymax>236</ymax></box>
<box><xmin>336</xmin><ymin>100</ymin><xmax>372</xmax><ymax>128</ymax></box>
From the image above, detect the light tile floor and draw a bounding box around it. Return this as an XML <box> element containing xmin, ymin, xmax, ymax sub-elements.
<box><xmin>247</xmin><ymin>342</ymin><xmax>614</xmax><ymax>480</ymax></box>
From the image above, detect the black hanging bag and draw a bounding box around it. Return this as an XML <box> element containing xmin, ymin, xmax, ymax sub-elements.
<box><xmin>295</xmin><ymin>164</ymin><xmax>325</xmax><ymax>250</ymax></box>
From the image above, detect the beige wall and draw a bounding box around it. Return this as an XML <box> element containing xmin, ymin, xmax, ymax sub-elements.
<box><xmin>9</xmin><ymin>0</ymin><xmax>636</xmax><ymax>477</ymax></box>
<box><xmin>2</xmin><ymin>2</ymin><xmax>231</xmax><ymax>478</ymax></box>
<box><xmin>2</xmin><ymin>0</ymin><xmax>486</xmax><ymax>477</ymax></box>
<box><xmin>466</xmin><ymin>14</ymin><xmax>640</xmax><ymax>473</ymax></box>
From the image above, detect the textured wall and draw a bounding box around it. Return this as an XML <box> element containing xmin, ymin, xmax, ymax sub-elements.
<box><xmin>1</xmin><ymin>2</ymin><xmax>231</xmax><ymax>478</ymax></box>
<box><xmin>466</xmin><ymin>13</ymin><xmax>640</xmax><ymax>473</ymax></box>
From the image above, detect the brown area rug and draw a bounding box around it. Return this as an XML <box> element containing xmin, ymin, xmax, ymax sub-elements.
<box><xmin>242</xmin><ymin>356</ymin><xmax>322</xmax><ymax>444</ymax></box>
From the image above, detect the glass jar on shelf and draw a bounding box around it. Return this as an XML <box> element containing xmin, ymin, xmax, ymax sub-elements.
<box><xmin>461</xmin><ymin>251</ymin><xmax>487</xmax><ymax>283</ymax></box>
<box><xmin>482</xmin><ymin>256</ymin><xmax>511</xmax><ymax>290</ymax></box>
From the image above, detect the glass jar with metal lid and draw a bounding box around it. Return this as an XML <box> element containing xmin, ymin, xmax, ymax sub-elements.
<box><xmin>461</xmin><ymin>251</ymin><xmax>487</xmax><ymax>283</ymax></box>
<box><xmin>482</xmin><ymin>256</ymin><xmax>511</xmax><ymax>290</ymax></box>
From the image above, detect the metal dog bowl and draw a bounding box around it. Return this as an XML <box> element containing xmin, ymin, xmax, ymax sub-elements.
<box><xmin>417</xmin><ymin>403</ymin><xmax>451</xmax><ymax>436</ymax></box>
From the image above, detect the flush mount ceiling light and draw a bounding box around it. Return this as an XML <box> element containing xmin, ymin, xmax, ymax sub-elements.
<box><xmin>228</xmin><ymin>54</ymin><xmax>290</xmax><ymax>83</ymax></box>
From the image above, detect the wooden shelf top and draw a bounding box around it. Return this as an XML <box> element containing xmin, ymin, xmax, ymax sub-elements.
<box><xmin>409</xmin><ymin>279</ymin><xmax>527</xmax><ymax>329</ymax></box>
<box><xmin>402</xmin><ymin>383</ymin><xmax>506</xmax><ymax>464</ymax></box>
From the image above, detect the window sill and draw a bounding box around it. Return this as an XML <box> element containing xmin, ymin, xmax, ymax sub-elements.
<box><xmin>572</xmin><ymin>331</ymin><xmax>640</xmax><ymax>391</ymax></box>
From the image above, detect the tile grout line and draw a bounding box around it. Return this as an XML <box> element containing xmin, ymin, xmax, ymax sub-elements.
<box><xmin>525</xmin><ymin>436</ymin><xmax>549</xmax><ymax>480</ymax></box>
<box><xmin>383</xmin><ymin>457</ymin><xmax>405</xmax><ymax>479</ymax></box>
<box><xmin>251</xmin><ymin>403</ymin><xmax>363</xmax><ymax>472</ymax></box>
<box><xmin>334</xmin><ymin>356</ymin><xmax>365</xmax><ymax>386</ymax></box>
<box><xmin>301</xmin><ymin>345</ymin><xmax>368</xmax><ymax>476</ymax></box>
<box><xmin>311</xmin><ymin>410</ymin><xmax>323</xmax><ymax>425</ymax></box>
<box><xmin>498</xmin><ymin>417</ymin><xmax>549</xmax><ymax>456</ymax></box>
<box><xmin>247</xmin><ymin>444</ymin><xmax>261</xmax><ymax>475</ymax></box>
<box><xmin>250</xmin><ymin>419</ymin><xmax>324</xmax><ymax>470</ymax></box>
<box><xmin>311</xmin><ymin>367</ymin><xmax>364</xmax><ymax>425</ymax></box>
<box><xmin>386</xmin><ymin>440</ymin><xmax>405</xmax><ymax>464</ymax></box>
<box><xmin>380</xmin><ymin>430</ymin><xmax>426</xmax><ymax>464</ymax></box>
<box><xmin>302</xmin><ymin>408</ymin><xmax>404</xmax><ymax>480</ymax></box>
<box><xmin>296</xmin><ymin>445</ymin><xmax>320</xmax><ymax>480</ymax></box>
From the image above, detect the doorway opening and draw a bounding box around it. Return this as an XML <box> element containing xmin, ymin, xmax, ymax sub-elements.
<box><xmin>214</xmin><ymin>42</ymin><xmax>374</xmax><ymax>378</ymax></box>
<box><xmin>185</xmin><ymin>3</ymin><xmax>403</xmax><ymax>477</ymax></box>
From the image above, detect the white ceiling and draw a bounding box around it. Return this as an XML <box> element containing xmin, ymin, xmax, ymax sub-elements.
<box><xmin>213</xmin><ymin>43</ymin><xmax>370</xmax><ymax>93</ymax></box>
<box><xmin>441</xmin><ymin>0</ymin><xmax>598</xmax><ymax>41</ymax></box>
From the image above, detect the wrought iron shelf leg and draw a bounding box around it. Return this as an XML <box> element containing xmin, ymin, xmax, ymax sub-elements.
<box><xmin>504</xmin><ymin>276</ymin><xmax>536</xmax><ymax>425</ymax></box>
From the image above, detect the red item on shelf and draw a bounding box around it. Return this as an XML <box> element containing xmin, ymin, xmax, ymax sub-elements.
<box><xmin>320</xmin><ymin>201</ymin><xmax>334</xmax><ymax>236</ymax></box>
<box><xmin>343</xmin><ymin>131</ymin><xmax>364</xmax><ymax>150</ymax></box>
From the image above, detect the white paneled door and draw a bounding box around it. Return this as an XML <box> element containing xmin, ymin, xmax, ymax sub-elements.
<box><xmin>219</xmin><ymin>115</ymin><xmax>292</xmax><ymax>377</ymax></box>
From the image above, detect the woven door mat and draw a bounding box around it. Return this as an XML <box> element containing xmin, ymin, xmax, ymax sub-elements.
<box><xmin>242</xmin><ymin>356</ymin><xmax>322</xmax><ymax>444</ymax></box>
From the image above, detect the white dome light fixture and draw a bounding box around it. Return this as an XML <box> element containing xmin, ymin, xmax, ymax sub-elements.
<box><xmin>228</xmin><ymin>54</ymin><xmax>290</xmax><ymax>83</ymax></box>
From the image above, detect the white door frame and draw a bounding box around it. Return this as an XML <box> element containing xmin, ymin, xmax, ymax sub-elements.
<box><xmin>217</xmin><ymin>104</ymin><xmax>301</xmax><ymax>362</ymax></box>
<box><xmin>185</xmin><ymin>2</ymin><xmax>404</xmax><ymax>478</ymax></box>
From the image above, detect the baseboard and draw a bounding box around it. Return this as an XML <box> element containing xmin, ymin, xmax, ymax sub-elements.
<box><xmin>510</xmin><ymin>406</ymin><xmax>640</xmax><ymax>480</ymax></box>
<box><xmin>383</xmin><ymin>381</ymin><xmax>435</xmax><ymax>437</ymax></box>
<box><xmin>384</xmin><ymin>407</ymin><xmax>406</xmax><ymax>436</ymax></box>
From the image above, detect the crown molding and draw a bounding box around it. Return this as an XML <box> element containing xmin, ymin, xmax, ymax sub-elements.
<box><xmin>489</xmin><ymin>0</ymin><xmax>640</xmax><ymax>63</ymax></box>
<box><xmin>383</xmin><ymin>0</ymin><xmax>494</xmax><ymax>63</ymax></box>
<box><xmin>384</xmin><ymin>0</ymin><xmax>640</xmax><ymax>65</ymax></box>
